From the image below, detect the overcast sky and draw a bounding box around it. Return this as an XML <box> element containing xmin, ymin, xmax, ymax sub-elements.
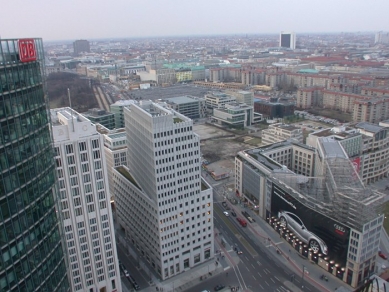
<box><xmin>1</xmin><ymin>0</ymin><xmax>387</xmax><ymax>41</ymax></box>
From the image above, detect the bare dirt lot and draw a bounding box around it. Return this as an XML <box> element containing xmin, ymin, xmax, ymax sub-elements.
<box><xmin>194</xmin><ymin>123</ymin><xmax>258</xmax><ymax>174</ymax></box>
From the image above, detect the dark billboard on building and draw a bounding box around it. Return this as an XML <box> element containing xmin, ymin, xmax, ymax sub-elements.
<box><xmin>269</xmin><ymin>183</ymin><xmax>350</xmax><ymax>266</ymax></box>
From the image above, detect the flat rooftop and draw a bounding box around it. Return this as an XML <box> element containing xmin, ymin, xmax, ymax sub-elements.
<box><xmin>356</xmin><ymin>122</ymin><xmax>384</xmax><ymax>133</ymax></box>
<box><xmin>165</xmin><ymin>95</ymin><xmax>201</xmax><ymax>104</ymax></box>
<box><xmin>320</xmin><ymin>137</ymin><xmax>347</xmax><ymax>158</ymax></box>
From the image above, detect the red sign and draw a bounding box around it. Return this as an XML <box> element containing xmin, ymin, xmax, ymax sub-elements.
<box><xmin>18</xmin><ymin>39</ymin><xmax>37</xmax><ymax>62</ymax></box>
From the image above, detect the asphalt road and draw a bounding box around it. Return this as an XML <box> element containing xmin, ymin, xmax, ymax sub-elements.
<box><xmin>186</xmin><ymin>174</ymin><xmax>321</xmax><ymax>292</ymax></box>
<box><xmin>117</xmin><ymin>243</ymin><xmax>150</xmax><ymax>292</ymax></box>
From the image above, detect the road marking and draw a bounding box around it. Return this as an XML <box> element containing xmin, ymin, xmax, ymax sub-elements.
<box><xmin>275</xmin><ymin>241</ymin><xmax>284</xmax><ymax>245</ymax></box>
<box><xmin>265</xmin><ymin>268</ymin><xmax>271</xmax><ymax>274</ymax></box>
<box><xmin>274</xmin><ymin>276</ymin><xmax>280</xmax><ymax>282</ymax></box>
<box><xmin>251</xmin><ymin>264</ymin><xmax>255</xmax><ymax>269</ymax></box>
<box><xmin>256</xmin><ymin>260</ymin><xmax>262</xmax><ymax>266</ymax></box>
<box><xmin>252</xmin><ymin>275</ymin><xmax>256</xmax><ymax>280</ymax></box>
<box><xmin>245</xmin><ymin>266</ymin><xmax>249</xmax><ymax>271</ymax></box>
<box><xmin>270</xmin><ymin>278</ymin><xmax>275</xmax><ymax>283</ymax></box>
<box><xmin>257</xmin><ymin>272</ymin><xmax>262</xmax><ymax>278</ymax></box>
<box><xmin>275</xmin><ymin>262</ymin><xmax>280</xmax><ymax>268</ymax></box>
<box><xmin>306</xmin><ymin>287</ymin><xmax>311</xmax><ymax>291</ymax></box>
<box><xmin>223</xmin><ymin>267</ymin><xmax>230</xmax><ymax>271</ymax></box>
<box><xmin>265</xmin><ymin>281</ymin><xmax>270</xmax><ymax>286</ymax></box>
<box><xmin>263</xmin><ymin>269</ymin><xmax>268</xmax><ymax>275</ymax></box>
<box><xmin>259</xmin><ymin>284</ymin><xmax>264</xmax><ymax>290</ymax></box>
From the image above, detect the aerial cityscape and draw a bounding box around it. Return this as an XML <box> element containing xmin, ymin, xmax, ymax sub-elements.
<box><xmin>2</xmin><ymin>2</ymin><xmax>389</xmax><ymax>292</ymax></box>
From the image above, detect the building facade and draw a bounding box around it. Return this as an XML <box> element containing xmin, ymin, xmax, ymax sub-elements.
<box><xmin>73</xmin><ymin>40</ymin><xmax>90</xmax><ymax>56</ymax></box>
<box><xmin>0</xmin><ymin>38</ymin><xmax>69</xmax><ymax>291</ymax></box>
<box><xmin>261</xmin><ymin>123</ymin><xmax>303</xmax><ymax>146</ymax></box>
<box><xmin>101</xmin><ymin>128</ymin><xmax>127</xmax><ymax>201</ymax></box>
<box><xmin>51</xmin><ymin>108</ymin><xmax>121</xmax><ymax>292</ymax></box>
<box><xmin>212</xmin><ymin>103</ymin><xmax>254</xmax><ymax>128</ymax></box>
<box><xmin>280</xmin><ymin>31</ymin><xmax>296</xmax><ymax>49</ymax></box>
<box><xmin>110</xmin><ymin>100</ymin><xmax>136</xmax><ymax>129</ymax></box>
<box><xmin>114</xmin><ymin>101</ymin><xmax>214</xmax><ymax>280</ymax></box>
<box><xmin>204</xmin><ymin>92</ymin><xmax>236</xmax><ymax>109</ymax></box>
<box><xmin>83</xmin><ymin>108</ymin><xmax>115</xmax><ymax>130</ymax></box>
<box><xmin>163</xmin><ymin>96</ymin><xmax>207</xmax><ymax>119</ymax></box>
<box><xmin>235</xmin><ymin>139</ymin><xmax>384</xmax><ymax>288</ymax></box>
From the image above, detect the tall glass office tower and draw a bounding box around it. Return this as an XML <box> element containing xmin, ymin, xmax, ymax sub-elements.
<box><xmin>0</xmin><ymin>39</ymin><xmax>69</xmax><ymax>291</ymax></box>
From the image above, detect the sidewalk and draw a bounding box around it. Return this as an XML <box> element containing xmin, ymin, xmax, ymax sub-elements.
<box><xmin>226</xmin><ymin>199</ymin><xmax>353</xmax><ymax>292</ymax></box>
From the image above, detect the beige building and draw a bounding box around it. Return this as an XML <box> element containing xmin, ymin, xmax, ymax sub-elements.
<box><xmin>356</xmin><ymin>122</ymin><xmax>389</xmax><ymax>184</ymax></box>
<box><xmin>353</xmin><ymin>97</ymin><xmax>389</xmax><ymax>124</ymax></box>
<box><xmin>296</xmin><ymin>87</ymin><xmax>324</xmax><ymax>109</ymax></box>
<box><xmin>261</xmin><ymin>123</ymin><xmax>303</xmax><ymax>146</ymax></box>
<box><xmin>322</xmin><ymin>90</ymin><xmax>367</xmax><ymax>113</ymax></box>
<box><xmin>204</xmin><ymin>92</ymin><xmax>236</xmax><ymax>109</ymax></box>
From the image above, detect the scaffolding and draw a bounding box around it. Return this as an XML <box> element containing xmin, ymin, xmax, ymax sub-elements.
<box><xmin>272</xmin><ymin>156</ymin><xmax>385</xmax><ymax>231</ymax></box>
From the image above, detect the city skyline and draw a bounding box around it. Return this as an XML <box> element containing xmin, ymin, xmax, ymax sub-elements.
<box><xmin>1</xmin><ymin>0</ymin><xmax>388</xmax><ymax>41</ymax></box>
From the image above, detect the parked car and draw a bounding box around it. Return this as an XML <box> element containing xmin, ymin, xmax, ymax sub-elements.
<box><xmin>214</xmin><ymin>284</ymin><xmax>226</xmax><ymax>291</ymax></box>
<box><xmin>128</xmin><ymin>275</ymin><xmax>140</xmax><ymax>290</ymax></box>
<box><xmin>223</xmin><ymin>211</ymin><xmax>229</xmax><ymax>217</ymax></box>
<box><xmin>278</xmin><ymin>211</ymin><xmax>328</xmax><ymax>255</ymax></box>
<box><xmin>379</xmin><ymin>251</ymin><xmax>388</xmax><ymax>260</ymax></box>
<box><xmin>231</xmin><ymin>211</ymin><xmax>236</xmax><ymax>217</ymax></box>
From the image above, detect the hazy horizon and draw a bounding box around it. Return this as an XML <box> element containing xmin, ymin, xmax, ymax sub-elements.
<box><xmin>1</xmin><ymin>0</ymin><xmax>388</xmax><ymax>41</ymax></box>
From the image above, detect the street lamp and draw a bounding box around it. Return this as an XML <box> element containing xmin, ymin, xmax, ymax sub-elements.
<box><xmin>301</xmin><ymin>265</ymin><xmax>305</xmax><ymax>290</ymax></box>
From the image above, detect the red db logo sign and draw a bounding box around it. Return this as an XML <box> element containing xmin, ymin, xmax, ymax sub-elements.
<box><xmin>18</xmin><ymin>39</ymin><xmax>37</xmax><ymax>62</ymax></box>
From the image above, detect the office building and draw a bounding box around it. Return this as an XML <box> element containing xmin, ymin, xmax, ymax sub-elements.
<box><xmin>279</xmin><ymin>31</ymin><xmax>296</xmax><ymax>49</ymax></box>
<box><xmin>212</xmin><ymin>102</ymin><xmax>255</xmax><ymax>128</ymax></box>
<box><xmin>100</xmin><ymin>127</ymin><xmax>127</xmax><ymax>201</ymax></box>
<box><xmin>113</xmin><ymin>101</ymin><xmax>214</xmax><ymax>280</ymax></box>
<box><xmin>236</xmin><ymin>138</ymin><xmax>385</xmax><ymax>288</ymax></box>
<box><xmin>51</xmin><ymin>108</ymin><xmax>121</xmax><ymax>292</ymax></box>
<box><xmin>204</xmin><ymin>92</ymin><xmax>236</xmax><ymax>109</ymax></box>
<box><xmin>0</xmin><ymin>38</ymin><xmax>69</xmax><ymax>291</ymax></box>
<box><xmin>254</xmin><ymin>99</ymin><xmax>295</xmax><ymax>119</ymax></box>
<box><xmin>162</xmin><ymin>95</ymin><xmax>207</xmax><ymax>119</ymax></box>
<box><xmin>83</xmin><ymin>108</ymin><xmax>115</xmax><ymax>130</ymax></box>
<box><xmin>73</xmin><ymin>39</ymin><xmax>90</xmax><ymax>56</ymax></box>
<box><xmin>110</xmin><ymin>100</ymin><xmax>137</xmax><ymax>129</ymax></box>
<box><xmin>261</xmin><ymin>123</ymin><xmax>303</xmax><ymax>146</ymax></box>
<box><xmin>375</xmin><ymin>31</ymin><xmax>389</xmax><ymax>44</ymax></box>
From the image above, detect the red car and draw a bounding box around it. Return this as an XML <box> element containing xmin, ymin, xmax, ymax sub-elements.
<box><xmin>379</xmin><ymin>251</ymin><xmax>388</xmax><ymax>260</ymax></box>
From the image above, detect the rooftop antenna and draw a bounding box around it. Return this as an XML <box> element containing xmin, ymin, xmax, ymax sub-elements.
<box><xmin>67</xmin><ymin>88</ymin><xmax>75</xmax><ymax>132</ymax></box>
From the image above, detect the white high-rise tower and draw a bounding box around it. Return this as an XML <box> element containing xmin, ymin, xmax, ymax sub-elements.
<box><xmin>114</xmin><ymin>101</ymin><xmax>214</xmax><ymax>280</ymax></box>
<box><xmin>280</xmin><ymin>31</ymin><xmax>296</xmax><ymax>49</ymax></box>
<box><xmin>51</xmin><ymin>108</ymin><xmax>121</xmax><ymax>292</ymax></box>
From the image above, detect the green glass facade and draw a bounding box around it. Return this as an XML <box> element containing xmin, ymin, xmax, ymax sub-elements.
<box><xmin>0</xmin><ymin>39</ymin><xmax>68</xmax><ymax>291</ymax></box>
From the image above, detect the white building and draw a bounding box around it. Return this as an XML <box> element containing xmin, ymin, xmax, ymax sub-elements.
<box><xmin>51</xmin><ymin>108</ymin><xmax>121</xmax><ymax>292</ymax></box>
<box><xmin>261</xmin><ymin>123</ymin><xmax>303</xmax><ymax>146</ymax></box>
<box><xmin>204</xmin><ymin>92</ymin><xmax>236</xmax><ymax>109</ymax></box>
<box><xmin>280</xmin><ymin>31</ymin><xmax>296</xmax><ymax>50</ymax></box>
<box><xmin>114</xmin><ymin>101</ymin><xmax>214</xmax><ymax>280</ymax></box>
<box><xmin>99</xmin><ymin>126</ymin><xmax>128</xmax><ymax>201</ymax></box>
<box><xmin>212</xmin><ymin>102</ymin><xmax>254</xmax><ymax>128</ymax></box>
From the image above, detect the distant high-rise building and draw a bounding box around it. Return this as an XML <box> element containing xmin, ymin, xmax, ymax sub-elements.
<box><xmin>73</xmin><ymin>39</ymin><xmax>90</xmax><ymax>56</ymax></box>
<box><xmin>0</xmin><ymin>38</ymin><xmax>69</xmax><ymax>291</ymax></box>
<box><xmin>113</xmin><ymin>101</ymin><xmax>214</xmax><ymax>280</ymax></box>
<box><xmin>375</xmin><ymin>31</ymin><xmax>389</xmax><ymax>44</ymax></box>
<box><xmin>51</xmin><ymin>108</ymin><xmax>121</xmax><ymax>292</ymax></box>
<box><xmin>280</xmin><ymin>31</ymin><xmax>296</xmax><ymax>49</ymax></box>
